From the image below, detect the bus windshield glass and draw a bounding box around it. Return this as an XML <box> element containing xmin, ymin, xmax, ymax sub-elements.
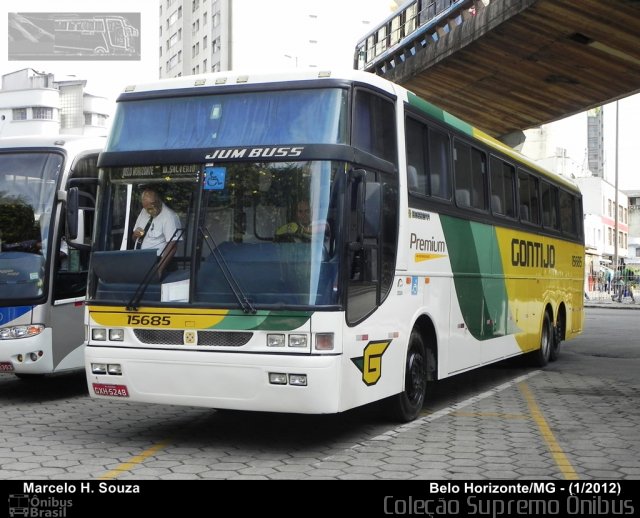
<box><xmin>0</xmin><ymin>152</ymin><xmax>62</xmax><ymax>301</ymax></box>
<box><xmin>106</xmin><ymin>88</ymin><xmax>348</xmax><ymax>151</ymax></box>
<box><xmin>93</xmin><ymin>160</ymin><xmax>344</xmax><ymax>309</ymax></box>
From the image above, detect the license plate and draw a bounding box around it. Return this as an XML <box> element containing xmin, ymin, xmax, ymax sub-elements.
<box><xmin>92</xmin><ymin>383</ymin><xmax>129</xmax><ymax>397</ymax></box>
<box><xmin>0</xmin><ymin>362</ymin><xmax>14</xmax><ymax>372</ymax></box>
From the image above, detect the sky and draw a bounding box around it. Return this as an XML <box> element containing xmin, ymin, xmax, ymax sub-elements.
<box><xmin>1</xmin><ymin>0</ymin><xmax>639</xmax><ymax>189</ymax></box>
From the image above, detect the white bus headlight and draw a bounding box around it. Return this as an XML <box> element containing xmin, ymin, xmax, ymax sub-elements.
<box><xmin>288</xmin><ymin>334</ymin><xmax>308</xmax><ymax>348</ymax></box>
<box><xmin>91</xmin><ymin>363</ymin><xmax>107</xmax><ymax>375</ymax></box>
<box><xmin>109</xmin><ymin>329</ymin><xmax>125</xmax><ymax>341</ymax></box>
<box><xmin>92</xmin><ymin>328</ymin><xmax>107</xmax><ymax>341</ymax></box>
<box><xmin>267</xmin><ymin>334</ymin><xmax>286</xmax><ymax>347</ymax></box>
<box><xmin>0</xmin><ymin>325</ymin><xmax>44</xmax><ymax>339</ymax></box>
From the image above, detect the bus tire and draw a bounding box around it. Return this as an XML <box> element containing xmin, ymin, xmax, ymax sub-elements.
<box><xmin>549</xmin><ymin>320</ymin><xmax>561</xmax><ymax>362</ymax></box>
<box><xmin>385</xmin><ymin>330</ymin><xmax>427</xmax><ymax>423</ymax></box>
<box><xmin>531</xmin><ymin>311</ymin><xmax>552</xmax><ymax>367</ymax></box>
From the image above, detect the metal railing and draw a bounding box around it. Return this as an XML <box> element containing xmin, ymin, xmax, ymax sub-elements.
<box><xmin>354</xmin><ymin>0</ymin><xmax>489</xmax><ymax>74</ymax></box>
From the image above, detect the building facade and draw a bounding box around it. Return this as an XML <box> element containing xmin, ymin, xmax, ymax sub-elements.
<box><xmin>0</xmin><ymin>68</ymin><xmax>109</xmax><ymax>137</ymax></box>
<box><xmin>158</xmin><ymin>0</ymin><xmax>394</xmax><ymax>78</ymax></box>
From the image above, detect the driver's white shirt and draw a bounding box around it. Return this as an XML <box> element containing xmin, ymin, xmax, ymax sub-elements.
<box><xmin>134</xmin><ymin>203</ymin><xmax>181</xmax><ymax>255</ymax></box>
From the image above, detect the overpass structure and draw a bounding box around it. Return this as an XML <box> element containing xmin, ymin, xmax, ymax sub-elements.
<box><xmin>355</xmin><ymin>0</ymin><xmax>640</xmax><ymax>140</ymax></box>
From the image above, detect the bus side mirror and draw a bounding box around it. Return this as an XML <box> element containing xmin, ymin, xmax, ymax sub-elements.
<box><xmin>66</xmin><ymin>187</ymin><xmax>79</xmax><ymax>241</ymax></box>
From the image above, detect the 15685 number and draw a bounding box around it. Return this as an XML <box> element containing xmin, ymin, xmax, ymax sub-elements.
<box><xmin>126</xmin><ymin>315</ymin><xmax>171</xmax><ymax>326</ymax></box>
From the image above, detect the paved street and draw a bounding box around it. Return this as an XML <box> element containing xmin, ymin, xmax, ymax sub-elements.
<box><xmin>1</xmin><ymin>307</ymin><xmax>638</xmax><ymax>480</ymax></box>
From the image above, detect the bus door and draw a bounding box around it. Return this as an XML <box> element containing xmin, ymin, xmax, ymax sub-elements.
<box><xmin>50</xmin><ymin>153</ymin><xmax>98</xmax><ymax>369</ymax></box>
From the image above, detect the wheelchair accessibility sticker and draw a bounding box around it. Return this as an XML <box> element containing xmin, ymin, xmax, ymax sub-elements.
<box><xmin>204</xmin><ymin>167</ymin><xmax>226</xmax><ymax>190</ymax></box>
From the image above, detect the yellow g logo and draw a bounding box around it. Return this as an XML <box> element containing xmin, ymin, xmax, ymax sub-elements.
<box><xmin>351</xmin><ymin>340</ymin><xmax>391</xmax><ymax>386</ymax></box>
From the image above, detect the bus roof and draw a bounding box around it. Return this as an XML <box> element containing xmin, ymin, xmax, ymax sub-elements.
<box><xmin>0</xmin><ymin>134</ymin><xmax>106</xmax><ymax>155</ymax></box>
<box><xmin>118</xmin><ymin>69</ymin><xmax>579</xmax><ymax>194</ymax></box>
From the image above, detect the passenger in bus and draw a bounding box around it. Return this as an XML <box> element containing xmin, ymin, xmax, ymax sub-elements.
<box><xmin>275</xmin><ymin>200</ymin><xmax>314</xmax><ymax>242</ymax></box>
<box><xmin>132</xmin><ymin>188</ymin><xmax>181</xmax><ymax>275</ymax></box>
<box><xmin>275</xmin><ymin>199</ymin><xmax>332</xmax><ymax>255</ymax></box>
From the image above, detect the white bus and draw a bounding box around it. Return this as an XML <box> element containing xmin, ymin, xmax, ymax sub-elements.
<box><xmin>0</xmin><ymin>135</ymin><xmax>104</xmax><ymax>379</ymax></box>
<box><xmin>54</xmin><ymin>15</ymin><xmax>139</xmax><ymax>56</ymax></box>
<box><xmin>84</xmin><ymin>70</ymin><xmax>583</xmax><ymax>421</ymax></box>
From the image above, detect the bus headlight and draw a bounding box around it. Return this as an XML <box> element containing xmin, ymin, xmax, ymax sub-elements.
<box><xmin>288</xmin><ymin>334</ymin><xmax>308</xmax><ymax>348</ymax></box>
<box><xmin>91</xmin><ymin>363</ymin><xmax>107</xmax><ymax>374</ymax></box>
<box><xmin>92</xmin><ymin>328</ymin><xmax>107</xmax><ymax>341</ymax></box>
<box><xmin>109</xmin><ymin>329</ymin><xmax>125</xmax><ymax>341</ymax></box>
<box><xmin>0</xmin><ymin>325</ymin><xmax>44</xmax><ymax>340</ymax></box>
<box><xmin>267</xmin><ymin>334</ymin><xmax>286</xmax><ymax>347</ymax></box>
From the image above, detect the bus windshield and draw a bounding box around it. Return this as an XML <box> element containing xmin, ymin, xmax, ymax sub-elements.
<box><xmin>93</xmin><ymin>160</ymin><xmax>344</xmax><ymax>309</ymax></box>
<box><xmin>106</xmin><ymin>88</ymin><xmax>348</xmax><ymax>151</ymax></box>
<box><xmin>0</xmin><ymin>152</ymin><xmax>62</xmax><ymax>301</ymax></box>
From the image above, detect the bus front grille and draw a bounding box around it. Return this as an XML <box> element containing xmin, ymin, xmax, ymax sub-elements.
<box><xmin>133</xmin><ymin>329</ymin><xmax>253</xmax><ymax>347</ymax></box>
<box><xmin>198</xmin><ymin>331</ymin><xmax>253</xmax><ymax>347</ymax></box>
<box><xmin>134</xmin><ymin>329</ymin><xmax>183</xmax><ymax>345</ymax></box>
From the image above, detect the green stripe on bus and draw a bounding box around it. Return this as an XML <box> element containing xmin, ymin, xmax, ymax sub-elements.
<box><xmin>441</xmin><ymin>216</ymin><xmax>511</xmax><ymax>341</ymax></box>
<box><xmin>207</xmin><ymin>310</ymin><xmax>312</xmax><ymax>331</ymax></box>
<box><xmin>407</xmin><ymin>92</ymin><xmax>474</xmax><ymax>136</ymax></box>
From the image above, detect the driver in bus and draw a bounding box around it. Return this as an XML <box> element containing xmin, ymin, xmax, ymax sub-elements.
<box><xmin>132</xmin><ymin>188</ymin><xmax>181</xmax><ymax>276</ymax></box>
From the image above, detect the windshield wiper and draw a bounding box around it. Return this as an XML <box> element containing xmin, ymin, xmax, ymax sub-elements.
<box><xmin>199</xmin><ymin>225</ymin><xmax>256</xmax><ymax>314</ymax></box>
<box><xmin>126</xmin><ymin>228</ymin><xmax>184</xmax><ymax>311</ymax></box>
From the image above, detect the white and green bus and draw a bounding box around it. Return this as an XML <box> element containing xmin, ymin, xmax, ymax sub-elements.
<box><xmin>84</xmin><ymin>70</ymin><xmax>583</xmax><ymax>421</ymax></box>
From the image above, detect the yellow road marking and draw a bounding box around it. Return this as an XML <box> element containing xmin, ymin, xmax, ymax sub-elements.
<box><xmin>519</xmin><ymin>382</ymin><xmax>579</xmax><ymax>480</ymax></box>
<box><xmin>98</xmin><ymin>441</ymin><xmax>169</xmax><ymax>480</ymax></box>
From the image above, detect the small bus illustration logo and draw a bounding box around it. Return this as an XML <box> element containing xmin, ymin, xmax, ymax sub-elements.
<box><xmin>8</xmin><ymin>494</ymin><xmax>29</xmax><ymax>517</ymax></box>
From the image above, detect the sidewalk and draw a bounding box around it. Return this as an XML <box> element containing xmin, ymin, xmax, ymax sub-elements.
<box><xmin>584</xmin><ymin>290</ymin><xmax>639</xmax><ymax>309</ymax></box>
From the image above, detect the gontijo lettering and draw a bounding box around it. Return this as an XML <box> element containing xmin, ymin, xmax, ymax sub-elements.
<box><xmin>511</xmin><ymin>238</ymin><xmax>555</xmax><ymax>268</ymax></box>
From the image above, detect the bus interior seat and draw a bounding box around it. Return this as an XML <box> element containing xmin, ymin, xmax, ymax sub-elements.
<box><xmin>456</xmin><ymin>189</ymin><xmax>471</xmax><ymax>207</ymax></box>
<box><xmin>430</xmin><ymin>173</ymin><xmax>441</xmax><ymax>197</ymax></box>
<box><xmin>407</xmin><ymin>165</ymin><xmax>419</xmax><ymax>192</ymax></box>
<box><xmin>491</xmin><ymin>194</ymin><xmax>502</xmax><ymax>214</ymax></box>
<box><xmin>520</xmin><ymin>204</ymin><xmax>530</xmax><ymax>221</ymax></box>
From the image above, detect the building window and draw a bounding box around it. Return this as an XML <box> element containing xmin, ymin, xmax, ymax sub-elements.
<box><xmin>203</xmin><ymin>11</ymin><xmax>207</xmax><ymax>24</ymax></box>
<box><xmin>192</xmin><ymin>0</ymin><xmax>200</xmax><ymax>12</ymax></box>
<box><xmin>213</xmin><ymin>12</ymin><xmax>220</xmax><ymax>27</ymax></box>
<box><xmin>608</xmin><ymin>227</ymin><xmax>612</xmax><ymax>245</ymax></box>
<box><xmin>608</xmin><ymin>199</ymin><xmax>612</xmax><ymax>217</ymax></box>
<box><xmin>203</xmin><ymin>35</ymin><xmax>207</xmax><ymax>49</ymax></box>
<box><xmin>624</xmin><ymin>207</ymin><xmax>628</xmax><ymax>223</ymax></box>
<box><xmin>84</xmin><ymin>113</ymin><xmax>92</xmax><ymax>125</ymax></box>
<box><xmin>203</xmin><ymin>59</ymin><xmax>207</xmax><ymax>71</ymax></box>
<box><xmin>12</xmin><ymin>108</ymin><xmax>27</xmax><ymax>120</ymax></box>
<box><xmin>32</xmin><ymin>107</ymin><xmax>53</xmax><ymax>120</ymax></box>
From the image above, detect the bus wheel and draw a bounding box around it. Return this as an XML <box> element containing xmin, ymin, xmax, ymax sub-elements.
<box><xmin>549</xmin><ymin>319</ymin><xmax>562</xmax><ymax>362</ymax></box>
<box><xmin>386</xmin><ymin>330</ymin><xmax>427</xmax><ymax>422</ymax></box>
<box><xmin>531</xmin><ymin>311</ymin><xmax>552</xmax><ymax>367</ymax></box>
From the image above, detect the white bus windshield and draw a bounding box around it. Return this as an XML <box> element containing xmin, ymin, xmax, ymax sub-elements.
<box><xmin>0</xmin><ymin>152</ymin><xmax>62</xmax><ymax>301</ymax></box>
<box><xmin>106</xmin><ymin>88</ymin><xmax>348</xmax><ymax>151</ymax></box>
